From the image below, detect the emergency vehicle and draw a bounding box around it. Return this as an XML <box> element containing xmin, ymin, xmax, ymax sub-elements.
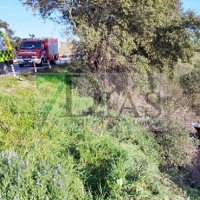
<box><xmin>0</xmin><ymin>28</ymin><xmax>13</xmax><ymax>74</ymax></box>
<box><xmin>17</xmin><ymin>38</ymin><xmax>59</xmax><ymax>67</ymax></box>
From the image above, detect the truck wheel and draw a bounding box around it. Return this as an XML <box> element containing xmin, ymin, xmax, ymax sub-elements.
<box><xmin>1</xmin><ymin>63</ymin><xmax>8</xmax><ymax>74</ymax></box>
<box><xmin>19</xmin><ymin>64</ymin><xmax>24</xmax><ymax>67</ymax></box>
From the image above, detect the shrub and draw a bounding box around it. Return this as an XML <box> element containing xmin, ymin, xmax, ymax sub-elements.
<box><xmin>179</xmin><ymin>60</ymin><xmax>200</xmax><ymax>113</ymax></box>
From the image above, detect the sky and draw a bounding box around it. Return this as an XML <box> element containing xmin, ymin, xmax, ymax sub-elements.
<box><xmin>0</xmin><ymin>0</ymin><xmax>199</xmax><ymax>42</ymax></box>
<box><xmin>0</xmin><ymin>0</ymin><xmax>69</xmax><ymax>42</ymax></box>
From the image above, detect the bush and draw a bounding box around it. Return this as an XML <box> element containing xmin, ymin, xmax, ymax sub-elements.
<box><xmin>179</xmin><ymin>60</ymin><xmax>200</xmax><ymax>113</ymax></box>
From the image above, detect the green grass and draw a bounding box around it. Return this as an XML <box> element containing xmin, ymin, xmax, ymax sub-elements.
<box><xmin>0</xmin><ymin>69</ymin><xmax>193</xmax><ymax>199</ymax></box>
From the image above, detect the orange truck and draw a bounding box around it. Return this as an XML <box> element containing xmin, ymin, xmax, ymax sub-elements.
<box><xmin>17</xmin><ymin>38</ymin><xmax>59</xmax><ymax>67</ymax></box>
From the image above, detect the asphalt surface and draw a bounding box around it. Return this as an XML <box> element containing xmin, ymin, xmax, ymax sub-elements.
<box><xmin>6</xmin><ymin>58</ymin><xmax>71</xmax><ymax>75</ymax></box>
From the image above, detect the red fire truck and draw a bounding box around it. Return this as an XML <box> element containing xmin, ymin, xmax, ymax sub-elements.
<box><xmin>17</xmin><ymin>38</ymin><xmax>59</xmax><ymax>67</ymax></box>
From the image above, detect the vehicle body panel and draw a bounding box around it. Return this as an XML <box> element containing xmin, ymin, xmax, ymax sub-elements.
<box><xmin>0</xmin><ymin>27</ymin><xmax>13</xmax><ymax>74</ymax></box>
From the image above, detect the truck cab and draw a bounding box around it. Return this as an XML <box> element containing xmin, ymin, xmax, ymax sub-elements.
<box><xmin>0</xmin><ymin>28</ymin><xmax>13</xmax><ymax>74</ymax></box>
<box><xmin>17</xmin><ymin>38</ymin><xmax>46</xmax><ymax>67</ymax></box>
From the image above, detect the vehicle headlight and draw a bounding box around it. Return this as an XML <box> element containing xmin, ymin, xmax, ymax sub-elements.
<box><xmin>17</xmin><ymin>56</ymin><xmax>22</xmax><ymax>59</ymax></box>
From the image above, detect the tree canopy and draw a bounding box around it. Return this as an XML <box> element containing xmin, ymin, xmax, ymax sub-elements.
<box><xmin>20</xmin><ymin>0</ymin><xmax>200</xmax><ymax>72</ymax></box>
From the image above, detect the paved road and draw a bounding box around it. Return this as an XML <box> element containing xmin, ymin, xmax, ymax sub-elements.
<box><xmin>7</xmin><ymin>58</ymin><xmax>71</xmax><ymax>75</ymax></box>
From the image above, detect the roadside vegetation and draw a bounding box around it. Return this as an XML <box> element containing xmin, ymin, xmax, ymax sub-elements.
<box><xmin>0</xmin><ymin>54</ymin><xmax>200</xmax><ymax>199</ymax></box>
<box><xmin>1</xmin><ymin>0</ymin><xmax>200</xmax><ymax>199</ymax></box>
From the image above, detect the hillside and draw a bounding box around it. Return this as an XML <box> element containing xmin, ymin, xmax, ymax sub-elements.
<box><xmin>0</xmin><ymin>59</ymin><xmax>200</xmax><ymax>199</ymax></box>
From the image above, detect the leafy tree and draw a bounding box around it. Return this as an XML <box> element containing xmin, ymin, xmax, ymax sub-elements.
<box><xmin>20</xmin><ymin>0</ymin><xmax>200</xmax><ymax>72</ymax></box>
<box><xmin>11</xmin><ymin>36</ymin><xmax>22</xmax><ymax>49</ymax></box>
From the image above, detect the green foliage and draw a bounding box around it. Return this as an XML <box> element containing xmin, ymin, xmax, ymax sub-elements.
<box><xmin>21</xmin><ymin>0</ymin><xmax>200</xmax><ymax>72</ymax></box>
<box><xmin>187</xmin><ymin>188</ymin><xmax>200</xmax><ymax>199</ymax></box>
<box><xmin>179</xmin><ymin>59</ymin><xmax>200</xmax><ymax>113</ymax></box>
<box><xmin>0</xmin><ymin>149</ymin><xmax>88</xmax><ymax>200</ymax></box>
<box><xmin>0</xmin><ymin>74</ymin><xmax>189</xmax><ymax>199</ymax></box>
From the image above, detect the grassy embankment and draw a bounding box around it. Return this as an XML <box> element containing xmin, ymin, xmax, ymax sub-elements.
<box><xmin>0</xmin><ymin>56</ymin><xmax>200</xmax><ymax>199</ymax></box>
